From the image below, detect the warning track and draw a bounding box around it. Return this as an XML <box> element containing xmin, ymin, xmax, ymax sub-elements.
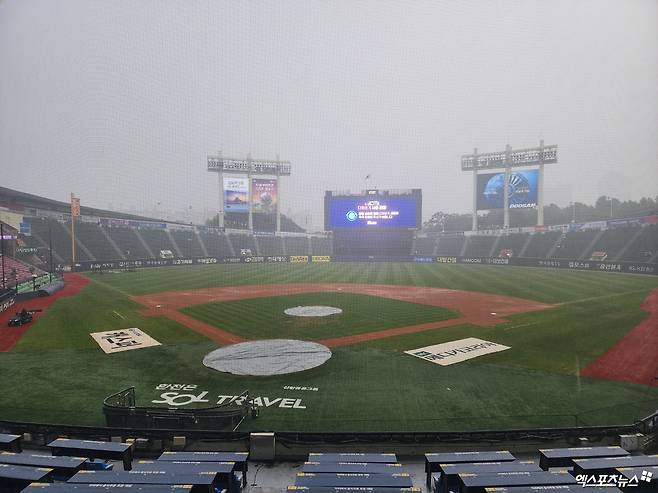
<box><xmin>0</xmin><ymin>273</ymin><xmax>90</xmax><ymax>352</ymax></box>
<box><xmin>582</xmin><ymin>288</ymin><xmax>658</xmax><ymax>387</ymax></box>
<box><xmin>132</xmin><ymin>283</ymin><xmax>553</xmax><ymax>348</ymax></box>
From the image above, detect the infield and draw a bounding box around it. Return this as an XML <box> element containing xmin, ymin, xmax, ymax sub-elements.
<box><xmin>0</xmin><ymin>262</ymin><xmax>656</xmax><ymax>431</ymax></box>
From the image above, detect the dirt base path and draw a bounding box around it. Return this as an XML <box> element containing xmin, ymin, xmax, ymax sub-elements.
<box><xmin>0</xmin><ymin>273</ymin><xmax>90</xmax><ymax>352</ymax></box>
<box><xmin>581</xmin><ymin>288</ymin><xmax>658</xmax><ymax>387</ymax></box>
<box><xmin>132</xmin><ymin>283</ymin><xmax>553</xmax><ymax>348</ymax></box>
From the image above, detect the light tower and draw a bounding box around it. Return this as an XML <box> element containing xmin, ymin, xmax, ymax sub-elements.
<box><xmin>461</xmin><ymin>141</ymin><xmax>558</xmax><ymax>230</ymax></box>
<box><xmin>206</xmin><ymin>153</ymin><xmax>291</xmax><ymax>233</ymax></box>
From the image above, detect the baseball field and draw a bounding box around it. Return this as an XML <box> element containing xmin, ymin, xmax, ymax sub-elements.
<box><xmin>1</xmin><ymin>262</ymin><xmax>657</xmax><ymax>432</ymax></box>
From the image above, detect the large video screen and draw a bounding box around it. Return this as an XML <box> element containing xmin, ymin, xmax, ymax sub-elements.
<box><xmin>476</xmin><ymin>170</ymin><xmax>538</xmax><ymax>210</ymax></box>
<box><xmin>325</xmin><ymin>192</ymin><xmax>420</xmax><ymax>229</ymax></box>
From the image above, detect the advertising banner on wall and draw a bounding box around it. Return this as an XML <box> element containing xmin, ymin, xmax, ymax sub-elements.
<box><xmin>476</xmin><ymin>170</ymin><xmax>538</xmax><ymax>210</ymax></box>
<box><xmin>224</xmin><ymin>177</ymin><xmax>249</xmax><ymax>213</ymax></box>
<box><xmin>252</xmin><ymin>178</ymin><xmax>278</xmax><ymax>213</ymax></box>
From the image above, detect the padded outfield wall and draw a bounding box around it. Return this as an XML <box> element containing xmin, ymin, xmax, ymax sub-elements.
<box><xmin>73</xmin><ymin>254</ymin><xmax>658</xmax><ymax>276</ymax></box>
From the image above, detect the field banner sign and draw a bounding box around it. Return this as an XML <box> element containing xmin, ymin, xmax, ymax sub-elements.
<box><xmin>405</xmin><ymin>337</ymin><xmax>510</xmax><ymax>366</ymax></box>
<box><xmin>91</xmin><ymin>328</ymin><xmax>161</xmax><ymax>354</ymax></box>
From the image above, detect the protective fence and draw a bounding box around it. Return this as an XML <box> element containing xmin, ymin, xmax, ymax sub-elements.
<box><xmin>103</xmin><ymin>387</ymin><xmax>254</xmax><ymax>431</ymax></box>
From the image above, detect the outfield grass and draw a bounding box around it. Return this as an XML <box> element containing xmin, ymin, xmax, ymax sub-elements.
<box><xmin>0</xmin><ymin>262</ymin><xmax>656</xmax><ymax>431</ymax></box>
<box><xmin>180</xmin><ymin>292</ymin><xmax>459</xmax><ymax>340</ymax></box>
<box><xmin>85</xmin><ymin>262</ymin><xmax>658</xmax><ymax>303</ymax></box>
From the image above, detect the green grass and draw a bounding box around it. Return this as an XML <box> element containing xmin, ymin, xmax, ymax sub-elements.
<box><xmin>180</xmin><ymin>292</ymin><xmax>459</xmax><ymax>340</ymax></box>
<box><xmin>0</xmin><ymin>262</ymin><xmax>656</xmax><ymax>431</ymax></box>
<box><xmin>85</xmin><ymin>262</ymin><xmax>658</xmax><ymax>304</ymax></box>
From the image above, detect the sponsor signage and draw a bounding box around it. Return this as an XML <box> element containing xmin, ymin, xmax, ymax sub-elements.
<box><xmin>267</xmin><ymin>256</ymin><xmax>289</xmax><ymax>263</ymax></box>
<box><xmin>99</xmin><ymin>218</ymin><xmax>167</xmax><ymax>229</ymax></box>
<box><xmin>405</xmin><ymin>337</ymin><xmax>510</xmax><ymax>366</ymax></box>
<box><xmin>461</xmin><ymin>145</ymin><xmax>558</xmax><ymax>170</ymax></box>
<box><xmin>152</xmin><ymin>383</ymin><xmax>307</xmax><ymax>410</ymax></box>
<box><xmin>476</xmin><ymin>170</ymin><xmax>539</xmax><ymax>210</ymax></box>
<box><xmin>224</xmin><ymin>176</ymin><xmax>249</xmax><ymax>212</ymax></box>
<box><xmin>243</xmin><ymin>256</ymin><xmax>265</xmax><ymax>263</ymax></box>
<box><xmin>0</xmin><ymin>293</ymin><xmax>15</xmax><ymax>314</ymax></box>
<box><xmin>207</xmin><ymin>158</ymin><xmax>291</xmax><ymax>175</ymax></box>
<box><xmin>413</xmin><ymin>256</ymin><xmax>434</xmax><ymax>263</ymax></box>
<box><xmin>16</xmin><ymin>247</ymin><xmax>38</xmax><ymax>254</ymax></box>
<box><xmin>71</xmin><ymin>255</ymin><xmax>658</xmax><ymax>276</ymax></box>
<box><xmin>252</xmin><ymin>178</ymin><xmax>278</xmax><ymax>213</ymax></box>
<box><xmin>91</xmin><ymin>328</ymin><xmax>161</xmax><ymax>354</ymax></box>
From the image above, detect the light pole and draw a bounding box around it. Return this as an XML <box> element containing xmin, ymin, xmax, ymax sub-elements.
<box><xmin>570</xmin><ymin>201</ymin><xmax>576</xmax><ymax>223</ymax></box>
<box><xmin>0</xmin><ymin>222</ymin><xmax>5</xmax><ymax>289</ymax></box>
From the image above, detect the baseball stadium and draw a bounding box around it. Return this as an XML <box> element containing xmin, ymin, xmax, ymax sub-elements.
<box><xmin>1</xmin><ymin>1</ymin><xmax>658</xmax><ymax>491</ymax></box>
<box><xmin>1</xmin><ymin>175</ymin><xmax>657</xmax><ymax>436</ymax></box>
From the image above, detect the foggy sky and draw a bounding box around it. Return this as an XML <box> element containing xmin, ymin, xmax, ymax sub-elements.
<box><xmin>1</xmin><ymin>0</ymin><xmax>656</xmax><ymax>229</ymax></box>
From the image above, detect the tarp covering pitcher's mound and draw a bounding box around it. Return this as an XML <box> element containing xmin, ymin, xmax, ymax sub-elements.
<box><xmin>284</xmin><ymin>305</ymin><xmax>343</xmax><ymax>317</ymax></box>
<box><xmin>203</xmin><ymin>339</ymin><xmax>332</xmax><ymax>376</ymax></box>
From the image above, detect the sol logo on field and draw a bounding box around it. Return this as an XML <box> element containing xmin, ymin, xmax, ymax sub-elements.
<box><xmin>152</xmin><ymin>391</ymin><xmax>210</xmax><ymax>407</ymax></box>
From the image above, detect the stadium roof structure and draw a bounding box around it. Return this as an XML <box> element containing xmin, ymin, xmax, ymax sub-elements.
<box><xmin>0</xmin><ymin>186</ymin><xmax>160</xmax><ymax>222</ymax></box>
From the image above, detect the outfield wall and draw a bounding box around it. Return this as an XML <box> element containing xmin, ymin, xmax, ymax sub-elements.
<box><xmin>73</xmin><ymin>255</ymin><xmax>658</xmax><ymax>275</ymax></box>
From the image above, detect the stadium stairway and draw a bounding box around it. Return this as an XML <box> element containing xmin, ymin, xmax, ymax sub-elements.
<box><xmin>134</xmin><ymin>229</ymin><xmax>155</xmax><ymax>258</ymax></box>
<box><xmin>194</xmin><ymin>230</ymin><xmax>209</xmax><ymax>257</ymax></box>
<box><xmin>139</xmin><ymin>229</ymin><xmax>177</xmax><ymax>258</ymax></box>
<box><xmin>614</xmin><ymin>227</ymin><xmax>646</xmax><ymax>261</ymax></box>
<box><xmin>165</xmin><ymin>230</ymin><xmax>183</xmax><ymax>257</ymax></box>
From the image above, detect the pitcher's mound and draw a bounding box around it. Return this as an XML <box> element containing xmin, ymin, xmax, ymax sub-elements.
<box><xmin>284</xmin><ymin>306</ymin><xmax>343</xmax><ymax>317</ymax></box>
<box><xmin>203</xmin><ymin>339</ymin><xmax>332</xmax><ymax>376</ymax></box>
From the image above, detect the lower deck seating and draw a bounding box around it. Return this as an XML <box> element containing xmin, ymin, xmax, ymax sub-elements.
<box><xmin>435</xmin><ymin>236</ymin><xmax>465</xmax><ymax>256</ymax></box>
<box><xmin>285</xmin><ymin>236</ymin><xmax>309</xmax><ymax>255</ymax></box>
<box><xmin>522</xmin><ymin>232</ymin><xmax>560</xmax><ymax>258</ymax></box>
<box><xmin>257</xmin><ymin>236</ymin><xmax>285</xmax><ymax>256</ymax></box>
<box><xmin>0</xmin><ymin>256</ymin><xmax>46</xmax><ymax>286</ymax></box>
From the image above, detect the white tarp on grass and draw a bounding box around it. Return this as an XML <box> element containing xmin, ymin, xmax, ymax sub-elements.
<box><xmin>284</xmin><ymin>306</ymin><xmax>343</xmax><ymax>317</ymax></box>
<box><xmin>405</xmin><ymin>337</ymin><xmax>510</xmax><ymax>366</ymax></box>
<box><xmin>91</xmin><ymin>328</ymin><xmax>161</xmax><ymax>354</ymax></box>
<box><xmin>203</xmin><ymin>339</ymin><xmax>332</xmax><ymax>376</ymax></box>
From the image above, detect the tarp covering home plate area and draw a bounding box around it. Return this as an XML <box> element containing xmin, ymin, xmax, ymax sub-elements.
<box><xmin>203</xmin><ymin>339</ymin><xmax>333</xmax><ymax>376</ymax></box>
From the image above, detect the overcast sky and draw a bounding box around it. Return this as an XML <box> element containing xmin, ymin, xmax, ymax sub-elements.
<box><xmin>1</xmin><ymin>0</ymin><xmax>656</xmax><ymax>229</ymax></box>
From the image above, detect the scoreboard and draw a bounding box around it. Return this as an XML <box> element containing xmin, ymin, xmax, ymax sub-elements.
<box><xmin>324</xmin><ymin>190</ymin><xmax>422</xmax><ymax>230</ymax></box>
